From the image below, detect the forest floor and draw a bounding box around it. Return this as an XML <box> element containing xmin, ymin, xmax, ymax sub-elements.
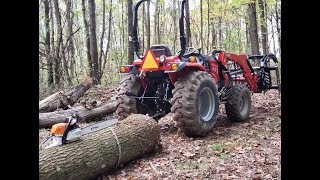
<box><xmin>39</xmin><ymin>88</ymin><xmax>281</xmax><ymax>179</ymax></box>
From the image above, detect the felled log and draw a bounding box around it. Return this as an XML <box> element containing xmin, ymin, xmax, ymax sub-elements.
<box><xmin>39</xmin><ymin>78</ymin><xmax>94</xmax><ymax>113</ymax></box>
<box><xmin>39</xmin><ymin>114</ymin><xmax>160</xmax><ymax>180</ymax></box>
<box><xmin>39</xmin><ymin>101</ymin><xmax>118</xmax><ymax>128</ymax></box>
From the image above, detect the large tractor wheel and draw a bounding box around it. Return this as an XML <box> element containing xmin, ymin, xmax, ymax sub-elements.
<box><xmin>171</xmin><ymin>71</ymin><xmax>219</xmax><ymax>137</ymax></box>
<box><xmin>225</xmin><ymin>84</ymin><xmax>251</xmax><ymax>122</ymax></box>
<box><xmin>116</xmin><ymin>74</ymin><xmax>142</xmax><ymax>120</ymax></box>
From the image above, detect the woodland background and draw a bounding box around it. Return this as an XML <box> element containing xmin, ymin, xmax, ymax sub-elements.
<box><xmin>39</xmin><ymin>0</ymin><xmax>281</xmax><ymax>98</ymax></box>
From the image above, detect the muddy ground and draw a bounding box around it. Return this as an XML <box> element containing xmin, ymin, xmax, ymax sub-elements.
<box><xmin>39</xmin><ymin>89</ymin><xmax>281</xmax><ymax>179</ymax></box>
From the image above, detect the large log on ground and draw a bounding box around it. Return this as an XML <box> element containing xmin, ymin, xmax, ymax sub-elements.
<box><xmin>39</xmin><ymin>78</ymin><xmax>94</xmax><ymax>113</ymax></box>
<box><xmin>39</xmin><ymin>101</ymin><xmax>118</xmax><ymax>128</ymax></box>
<box><xmin>39</xmin><ymin>114</ymin><xmax>160</xmax><ymax>180</ymax></box>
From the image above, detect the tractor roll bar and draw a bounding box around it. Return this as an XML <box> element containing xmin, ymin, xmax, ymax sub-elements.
<box><xmin>133</xmin><ymin>0</ymin><xmax>149</xmax><ymax>59</ymax></box>
<box><xmin>133</xmin><ymin>0</ymin><xmax>186</xmax><ymax>60</ymax></box>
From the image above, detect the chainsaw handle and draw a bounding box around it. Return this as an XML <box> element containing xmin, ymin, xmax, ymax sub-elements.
<box><xmin>62</xmin><ymin>114</ymin><xmax>78</xmax><ymax>144</ymax></box>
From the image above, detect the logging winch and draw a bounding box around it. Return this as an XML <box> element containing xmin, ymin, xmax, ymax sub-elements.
<box><xmin>41</xmin><ymin>114</ymin><xmax>118</xmax><ymax>149</ymax></box>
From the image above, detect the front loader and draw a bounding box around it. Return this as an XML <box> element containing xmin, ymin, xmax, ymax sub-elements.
<box><xmin>116</xmin><ymin>0</ymin><xmax>280</xmax><ymax>137</ymax></box>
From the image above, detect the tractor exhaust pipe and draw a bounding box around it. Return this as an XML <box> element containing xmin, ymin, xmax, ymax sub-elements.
<box><xmin>133</xmin><ymin>0</ymin><xmax>149</xmax><ymax>59</ymax></box>
<box><xmin>178</xmin><ymin>0</ymin><xmax>186</xmax><ymax>59</ymax></box>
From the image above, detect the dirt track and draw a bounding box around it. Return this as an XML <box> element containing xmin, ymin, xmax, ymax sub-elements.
<box><xmin>104</xmin><ymin>90</ymin><xmax>281</xmax><ymax>179</ymax></box>
<box><xmin>39</xmin><ymin>89</ymin><xmax>281</xmax><ymax>179</ymax></box>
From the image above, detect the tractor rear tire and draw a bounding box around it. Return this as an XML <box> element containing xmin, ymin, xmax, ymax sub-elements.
<box><xmin>225</xmin><ymin>84</ymin><xmax>251</xmax><ymax>122</ymax></box>
<box><xmin>171</xmin><ymin>71</ymin><xmax>219</xmax><ymax>137</ymax></box>
<box><xmin>116</xmin><ymin>74</ymin><xmax>142</xmax><ymax>120</ymax></box>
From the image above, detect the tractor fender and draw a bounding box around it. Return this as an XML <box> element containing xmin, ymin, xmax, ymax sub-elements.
<box><xmin>164</xmin><ymin>62</ymin><xmax>206</xmax><ymax>73</ymax></box>
<box><xmin>129</xmin><ymin>66</ymin><xmax>139</xmax><ymax>74</ymax></box>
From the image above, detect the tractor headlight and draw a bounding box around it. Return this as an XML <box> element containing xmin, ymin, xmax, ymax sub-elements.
<box><xmin>159</xmin><ymin>55</ymin><xmax>166</xmax><ymax>62</ymax></box>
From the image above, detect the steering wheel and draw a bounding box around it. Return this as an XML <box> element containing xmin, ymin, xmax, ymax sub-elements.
<box><xmin>176</xmin><ymin>47</ymin><xmax>197</xmax><ymax>57</ymax></box>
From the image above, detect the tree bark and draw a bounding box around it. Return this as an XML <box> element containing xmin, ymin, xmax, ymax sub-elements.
<box><xmin>81</xmin><ymin>0</ymin><xmax>93</xmax><ymax>77</ymax></box>
<box><xmin>142</xmin><ymin>3</ymin><xmax>145</xmax><ymax>51</ymax></box>
<box><xmin>269</xmin><ymin>16</ymin><xmax>277</xmax><ymax>55</ymax></box>
<box><xmin>65</xmin><ymin>0</ymin><xmax>75</xmax><ymax>85</ymax></box>
<box><xmin>127</xmin><ymin>0</ymin><xmax>134</xmax><ymax>64</ymax></box>
<box><xmin>44</xmin><ymin>0</ymin><xmax>54</xmax><ymax>88</ymax></box>
<box><xmin>39</xmin><ymin>101</ymin><xmax>118</xmax><ymax>128</ymax></box>
<box><xmin>171</xmin><ymin>0</ymin><xmax>177</xmax><ymax>53</ymax></box>
<box><xmin>101</xmin><ymin>0</ymin><xmax>113</xmax><ymax>78</ymax></box>
<box><xmin>258</xmin><ymin>0</ymin><xmax>268</xmax><ymax>54</ymax></box>
<box><xmin>248</xmin><ymin>0</ymin><xmax>260</xmax><ymax>55</ymax></box>
<box><xmin>275</xmin><ymin>0</ymin><xmax>280</xmax><ymax>55</ymax></box>
<box><xmin>88</xmin><ymin>0</ymin><xmax>100</xmax><ymax>84</ymax></box>
<box><xmin>207</xmin><ymin>0</ymin><xmax>210</xmax><ymax>54</ymax></box>
<box><xmin>185</xmin><ymin>0</ymin><xmax>191</xmax><ymax>47</ymax></box>
<box><xmin>211</xmin><ymin>18</ymin><xmax>216</xmax><ymax>49</ymax></box>
<box><xmin>200</xmin><ymin>0</ymin><xmax>203</xmax><ymax>52</ymax></box>
<box><xmin>245</xmin><ymin>16</ymin><xmax>250</xmax><ymax>54</ymax></box>
<box><xmin>98</xmin><ymin>0</ymin><xmax>106</xmax><ymax>81</ymax></box>
<box><xmin>39</xmin><ymin>78</ymin><xmax>94</xmax><ymax>113</ymax></box>
<box><xmin>218</xmin><ymin>0</ymin><xmax>223</xmax><ymax>49</ymax></box>
<box><xmin>39</xmin><ymin>114</ymin><xmax>160</xmax><ymax>180</ymax></box>
<box><xmin>146</xmin><ymin>0</ymin><xmax>150</xmax><ymax>49</ymax></box>
<box><xmin>53</xmin><ymin>0</ymin><xmax>63</xmax><ymax>87</ymax></box>
<box><xmin>154</xmin><ymin>0</ymin><xmax>160</xmax><ymax>44</ymax></box>
<box><xmin>121</xmin><ymin>0</ymin><xmax>125</xmax><ymax>58</ymax></box>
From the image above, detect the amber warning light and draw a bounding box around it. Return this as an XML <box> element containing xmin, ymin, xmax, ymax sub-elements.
<box><xmin>120</xmin><ymin>66</ymin><xmax>132</xmax><ymax>73</ymax></box>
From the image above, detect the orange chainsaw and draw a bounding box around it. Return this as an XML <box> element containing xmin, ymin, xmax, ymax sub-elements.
<box><xmin>41</xmin><ymin>114</ymin><xmax>118</xmax><ymax>149</ymax></box>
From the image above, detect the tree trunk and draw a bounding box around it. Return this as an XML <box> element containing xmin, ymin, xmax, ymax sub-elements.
<box><xmin>98</xmin><ymin>0</ymin><xmax>106</xmax><ymax>81</ymax></box>
<box><xmin>142</xmin><ymin>3</ymin><xmax>145</xmax><ymax>51</ymax></box>
<box><xmin>65</xmin><ymin>0</ymin><xmax>75</xmax><ymax>85</ymax></box>
<box><xmin>44</xmin><ymin>0</ymin><xmax>54</xmax><ymax>88</ymax></box>
<box><xmin>146</xmin><ymin>0</ymin><xmax>150</xmax><ymax>49</ymax></box>
<box><xmin>245</xmin><ymin>16</ymin><xmax>250</xmax><ymax>54</ymax></box>
<box><xmin>275</xmin><ymin>0</ymin><xmax>281</xmax><ymax>55</ymax></box>
<box><xmin>39</xmin><ymin>114</ymin><xmax>160</xmax><ymax>180</ymax></box>
<box><xmin>53</xmin><ymin>0</ymin><xmax>63</xmax><ymax>87</ymax></box>
<box><xmin>39</xmin><ymin>101</ymin><xmax>118</xmax><ymax>128</ymax></box>
<box><xmin>121</xmin><ymin>0</ymin><xmax>125</xmax><ymax>58</ymax></box>
<box><xmin>81</xmin><ymin>0</ymin><xmax>93</xmax><ymax>77</ymax></box>
<box><xmin>200</xmin><ymin>0</ymin><xmax>203</xmax><ymax>52</ymax></box>
<box><xmin>185</xmin><ymin>0</ymin><xmax>191</xmax><ymax>47</ymax></box>
<box><xmin>247</xmin><ymin>0</ymin><xmax>260</xmax><ymax>55</ymax></box>
<box><xmin>269</xmin><ymin>16</ymin><xmax>277</xmax><ymax>55</ymax></box>
<box><xmin>207</xmin><ymin>0</ymin><xmax>210</xmax><ymax>54</ymax></box>
<box><xmin>211</xmin><ymin>18</ymin><xmax>216</xmax><ymax>49</ymax></box>
<box><xmin>88</xmin><ymin>0</ymin><xmax>100</xmax><ymax>84</ymax></box>
<box><xmin>127</xmin><ymin>0</ymin><xmax>134</xmax><ymax>64</ymax></box>
<box><xmin>39</xmin><ymin>78</ymin><xmax>94</xmax><ymax>113</ymax></box>
<box><xmin>154</xmin><ymin>0</ymin><xmax>160</xmax><ymax>44</ymax></box>
<box><xmin>101</xmin><ymin>0</ymin><xmax>113</xmax><ymax>78</ymax></box>
<box><xmin>258</xmin><ymin>0</ymin><xmax>268</xmax><ymax>54</ymax></box>
<box><xmin>172</xmin><ymin>0</ymin><xmax>177</xmax><ymax>53</ymax></box>
<box><xmin>218</xmin><ymin>0</ymin><xmax>223</xmax><ymax>49</ymax></box>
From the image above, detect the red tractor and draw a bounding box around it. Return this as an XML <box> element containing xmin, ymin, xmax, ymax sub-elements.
<box><xmin>116</xmin><ymin>0</ymin><xmax>280</xmax><ymax>137</ymax></box>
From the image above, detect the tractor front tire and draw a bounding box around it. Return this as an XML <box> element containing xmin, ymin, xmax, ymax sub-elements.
<box><xmin>116</xmin><ymin>74</ymin><xmax>142</xmax><ymax>120</ymax></box>
<box><xmin>171</xmin><ymin>71</ymin><xmax>219</xmax><ymax>137</ymax></box>
<box><xmin>225</xmin><ymin>84</ymin><xmax>251</xmax><ymax>122</ymax></box>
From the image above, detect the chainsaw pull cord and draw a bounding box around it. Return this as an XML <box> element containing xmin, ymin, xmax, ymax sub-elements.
<box><xmin>110</xmin><ymin>126</ymin><xmax>122</xmax><ymax>167</ymax></box>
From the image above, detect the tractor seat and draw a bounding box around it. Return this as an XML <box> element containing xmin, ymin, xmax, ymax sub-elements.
<box><xmin>202</xmin><ymin>54</ymin><xmax>212</xmax><ymax>61</ymax></box>
<box><xmin>150</xmin><ymin>45</ymin><xmax>172</xmax><ymax>58</ymax></box>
